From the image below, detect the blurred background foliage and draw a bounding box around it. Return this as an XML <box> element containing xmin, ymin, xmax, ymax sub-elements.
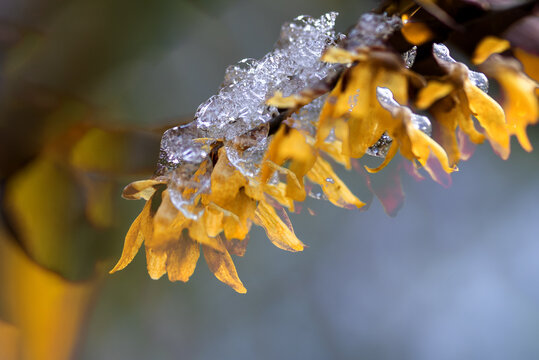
<box><xmin>0</xmin><ymin>0</ymin><xmax>538</xmax><ymax>359</ymax></box>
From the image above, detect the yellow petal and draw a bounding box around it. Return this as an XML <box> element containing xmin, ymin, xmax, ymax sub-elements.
<box><xmin>455</xmin><ymin>90</ymin><xmax>486</xmax><ymax>144</ymax></box>
<box><xmin>187</xmin><ymin>218</ymin><xmax>227</xmax><ymax>252</ymax></box>
<box><xmin>415</xmin><ymin>81</ymin><xmax>455</xmax><ymax>109</ymax></box>
<box><xmin>262</xmin><ymin>126</ymin><xmax>316</xmax><ymax>201</ymax></box>
<box><xmin>145</xmin><ymin>247</ymin><xmax>167</xmax><ymax>280</ymax></box>
<box><xmin>429</xmin><ymin>98</ymin><xmax>462</xmax><ymax>166</ymax></box>
<box><xmin>222</xmin><ymin>190</ymin><xmax>256</xmax><ymax>241</ymax></box>
<box><xmin>401</xmin><ymin>22</ymin><xmax>434</xmax><ymax>45</ymax></box>
<box><xmin>202</xmin><ymin>238</ymin><xmax>246</xmax><ymax>293</ymax></box>
<box><xmin>152</xmin><ymin>190</ymin><xmax>186</xmax><ymax>247</ymax></box>
<box><xmin>321</xmin><ymin>46</ymin><xmax>365</xmax><ymax>64</ymax></box>
<box><xmin>262</xmin><ymin>181</ymin><xmax>295</xmax><ymax>210</ymax></box>
<box><xmin>122</xmin><ymin>179</ymin><xmax>167</xmax><ymax>200</ymax></box>
<box><xmin>109</xmin><ymin>207</ymin><xmax>145</xmax><ymax>273</ymax></box>
<box><xmin>494</xmin><ymin>64</ymin><xmax>539</xmax><ymax>152</ymax></box>
<box><xmin>472</xmin><ymin>36</ymin><xmax>511</xmax><ymax>65</ymax></box>
<box><xmin>408</xmin><ymin>124</ymin><xmax>455</xmax><ymax>174</ymax></box>
<box><xmin>267</xmin><ymin>91</ymin><xmax>312</xmax><ymax>108</ymax></box>
<box><xmin>364</xmin><ymin>141</ymin><xmax>398</xmax><ymax>173</ymax></box>
<box><xmin>166</xmin><ymin>234</ymin><xmax>200</xmax><ymax>282</ymax></box>
<box><xmin>307</xmin><ymin>157</ymin><xmax>365</xmax><ymax>209</ymax></box>
<box><xmin>514</xmin><ymin>48</ymin><xmax>539</xmax><ymax>83</ymax></box>
<box><xmin>254</xmin><ymin>200</ymin><xmax>305</xmax><ymax>252</ymax></box>
<box><xmin>224</xmin><ymin>234</ymin><xmax>250</xmax><ymax>257</ymax></box>
<box><xmin>463</xmin><ymin>79</ymin><xmax>510</xmax><ymax>158</ymax></box>
<box><xmin>203</xmin><ymin>205</ymin><xmax>224</xmax><ymax>237</ymax></box>
<box><xmin>210</xmin><ymin>149</ymin><xmax>247</xmax><ymax>204</ymax></box>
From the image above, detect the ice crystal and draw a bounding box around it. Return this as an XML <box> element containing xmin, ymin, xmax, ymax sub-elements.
<box><xmin>402</xmin><ymin>46</ymin><xmax>417</xmax><ymax>68</ymax></box>
<box><xmin>376</xmin><ymin>87</ymin><xmax>432</xmax><ymax>136</ymax></box>
<box><xmin>432</xmin><ymin>43</ymin><xmax>489</xmax><ymax>93</ymax></box>
<box><xmin>194</xmin><ymin>12</ymin><xmax>341</xmax><ymax>141</ymax></box>
<box><xmin>157</xmin><ymin>122</ymin><xmax>210</xmax><ymax>175</ymax></box>
<box><xmin>290</xmin><ymin>94</ymin><xmax>328</xmax><ymax>136</ymax></box>
<box><xmin>225</xmin><ymin>126</ymin><xmax>269</xmax><ymax>179</ymax></box>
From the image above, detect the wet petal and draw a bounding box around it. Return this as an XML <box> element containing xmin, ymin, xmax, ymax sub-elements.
<box><xmin>254</xmin><ymin>200</ymin><xmax>305</xmax><ymax>252</ymax></box>
<box><xmin>463</xmin><ymin>79</ymin><xmax>510</xmax><ymax>158</ymax></box>
<box><xmin>513</xmin><ymin>48</ymin><xmax>539</xmax><ymax>83</ymax></box>
<box><xmin>307</xmin><ymin>157</ymin><xmax>365</xmax><ymax>209</ymax></box>
<box><xmin>109</xmin><ymin>206</ymin><xmax>145</xmax><ymax>273</ymax></box>
<box><xmin>472</xmin><ymin>36</ymin><xmax>510</xmax><ymax>65</ymax></box>
<box><xmin>187</xmin><ymin>218</ymin><xmax>227</xmax><ymax>252</ymax></box>
<box><xmin>401</xmin><ymin>22</ymin><xmax>434</xmax><ymax>45</ymax></box>
<box><xmin>364</xmin><ymin>141</ymin><xmax>398</xmax><ymax>173</ymax></box>
<box><xmin>489</xmin><ymin>59</ymin><xmax>539</xmax><ymax>152</ymax></box>
<box><xmin>146</xmin><ymin>247</ymin><xmax>167</xmax><ymax>280</ymax></box>
<box><xmin>122</xmin><ymin>179</ymin><xmax>167</xmax><ymax>200</ymax></box>
<box><xmin>321</xmin><ymin>46</ymin><xmax>365</xmax><ymax>64</ymax></box>
<box><xmin>263</xmin><ymin>126</ymin><xmax>317</xmax><ymax>201</ymax></box>
<box><xmin>415</xmin><ymin>81</ymin><xmax>455</xmax><ymax>109</ymax></box>
<box><xmin>267</xmin><ymin>91</ymin><xmax>313</xmax><ymax>108</ymax></box>
<box><xmin>202</xmin><ymin>237</ymin><xmax>246</xmax><ymax>293</ymax></box>
<box><xmin>166</xmin><ymin>234</ymin><xmax>200</xmax><ymax>282</ymax></box>
<box><xmin>225</xmin><ymin>234</ymin><xmax>250</xmax><ymax>257</ymax></box>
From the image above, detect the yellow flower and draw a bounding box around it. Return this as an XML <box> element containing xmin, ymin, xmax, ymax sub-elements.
<box><xmin>112</xmin><ymin>144</ymin><xmax>313</xmax><ymax>293</ymax></box>
<box><xmin>416</xmin><ymin>44</ymin><xmax>510</xmax><ymax>161</ymax></box>
<box><xmin>317</xmin><ymin>47</ymin><xmax>416</xmax><ymax>160</ymax></box>
<box><xmin>481</xmin><ymin>55</ymin><xmax>539</xmax><ymax>152</ymax></box>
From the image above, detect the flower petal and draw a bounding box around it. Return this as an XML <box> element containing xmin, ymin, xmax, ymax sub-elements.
<box><xmin>463</xmin><ymin>79</ymin><xmax>510</xmax><ymax>158</ymax></box>
<box><xmin>415</xmin><ymin>81</ymin><xmax>455</xmax><ymax>109</ymax></box>
<box><xmin>109</xmin><ymin>207</ymin><xmax>145</xmax><ymax>273</ymax></box>
<box><xmin>254</xmin><ymin>200</ymin><xmax>305</xmax><ymax>252</ymax></box>
<box><xmin>202</xmin><ymin>237</ymin><xmax>246</xmax><ymax>293</ymax></box>
<box><xmin>307</xmin><ymin>156</ymin><xmax>365</xmax><ymax>209</ymax></box>
<box><xmin>166</xmin><ymin>234</ymin><xmax>200</xmax><ymax>282</ymax></box>
<box><xmin>401</xmin><ymin>21</ymin><xmax>434</xmax><ymax>45</ymax></box>
<box><xmin>146</xmin><ymin>247</ymin><xmax>167</xmax><ymax>280</ymax></box>
<box><xmin>224</xmin><ymin>234</ymin><xmax>250</xmax><ymax>257</ymax></box>
<box><xmin>364</xmin><ymin>141</ymin><xmax>398</xmax><ymax>173</ymax></box>
<box><xmin>490</xmin><ymin>59</ymin><xmax>539</xmax><ymax>152</ymax></box>
<box><xmin>122</xmin><ymin>179</ymin><xmax>166</xmax><ymax>200</ymax></box>
<box><xmin>472</xmin><ymin>36</ymin><xmax>510</xmax><ymax>65</ymax></box>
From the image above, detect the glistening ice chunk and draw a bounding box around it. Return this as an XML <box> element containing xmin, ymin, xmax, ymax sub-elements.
<box><xmin>290</xmin><ymin>94</ymin><xmax>328</xmax><ymax>136</ymax></box>
<box><xmin>194</xmin><ymin>12</ymin><xmax>341</xmax><ymax>140</ymax></box>
<box><xmin>402</xmin><ymin>46</ymin><xmax>417</xmax><ymax>68</ymax></box>
<box><xmin>376</xmin><ymin>87</ymin><xmax>432</xmax><ymax>136</ymax></box>
<box><xmin>169</xmin><ymin>160</ymin><xmax>212</xmax><ymax>220</ymax></box>
<box><xmin>225</xmin><ymin>126</ymin><xmax>269</xmax><ymax>179</ymax></box>
<box><xmin>157</xmin><ymin>122</ymin><xmax>210</xmax><ymax>175</ymax></box>
<box><xmin>366</xmin><ymin>134</ymin><xmax>393</xmax><ymax>158</ymax></box>
<box><xmin>467</xmin><ymin>71</ymin><xmax>489</xmax><ymax>93</ymax></box>
<box><xmin>432</xmin><ymin>43</ymin><xmax>489</xmax><ymax>93</ymax></box>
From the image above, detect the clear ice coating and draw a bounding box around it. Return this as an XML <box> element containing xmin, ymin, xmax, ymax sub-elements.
<box><xmin>290</xmin><ymin>94</ymin><xmax>328</xmax><ymax>137</ymax></box>
<box><xmin>376</xmin><ymin>87</ymin><xmax>433</xmax><ymax>136</ymax></box>
<box><xmin>194</xmin><ymin>12</ymin><xmax>341</xmax><ymax>141</ymax></box>
<box><xmin>402</xmin><ymin>46</ymin><xmax>417</xmax><ymax>68</ymax></box>
<box><xmin>169</xmin><ymin>161</ymin><xmax>212</xmax><ymax>220</ymax></box>
<box><xmin>224</xmin><ymin>125</ymin><xmax>270</xmax><ymax>179</ymax></box>
<box><xmin>157</xmin><ymin>122</ymin><xmax>210</xmax><ymax>175</ymax></box>
<box><xmin>158</xmin><ymin>12</ymin><xmax>342</xmax><ymax>180</ymax></box>
<box><xmin>432</xmin><ymin>43</ymin><xmax>489</xmax><ymax>93</ymax></box>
